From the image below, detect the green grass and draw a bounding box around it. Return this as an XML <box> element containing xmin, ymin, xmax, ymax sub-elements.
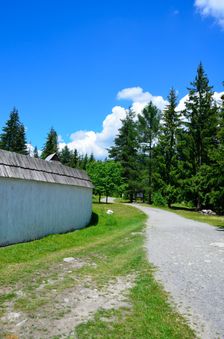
<box><xmin>155</xmin><ymin>205</ymin><xmax>224</xmax><ymax>228</ymax></box>
<box><xmin>0</xmin><ymin>202</ymin><xmax>195</xmax><ymax>338</ymax></box>
<box><xmin>171</xmin><ymin>209</ymin><xmax>224</xmax><ymax>228</ymax></box>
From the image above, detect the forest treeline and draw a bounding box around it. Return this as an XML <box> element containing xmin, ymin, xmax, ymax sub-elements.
<box><xmin>0</xmin><ymin>63</ymin><xmax>224</xmax><ymax>212</ymax></box>
<box><xmin>109</xmin><ymin>63</ymin><xmax>224</xmax><ymax>213</ymax></box>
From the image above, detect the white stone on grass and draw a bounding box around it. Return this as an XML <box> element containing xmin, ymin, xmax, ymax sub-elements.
<box><xmin>63</xmin><ymin>257</ymin><xmax>75</xmax><ymax>263</ymax></box>
<box><xmin>106</xmin><ymin>210</ymin><xmax>114</xmax><ymax>215</ymax></box>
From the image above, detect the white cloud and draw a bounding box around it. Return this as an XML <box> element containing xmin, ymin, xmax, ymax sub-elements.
<box><xmin>58</xmin><ymin>87</ymin><xmax>224</xmax><ymax>160</ymax></box>
<box><xmin>58</xmin><ymin>87</ymin><xmax>168</xmax><ymax>159</ymax></box>
<box><xmin>117</xmin><ymin>87</ymin><xmax>168</xmax><ymax>111</ymax></box>
<box><xmin>26</xmin><ymin>143</ymin><xmax>35</xmax><ymax>156</ymax></box>
<box><xmin>59</xmin><ymin>105</ymin><xmax>126</xmax><ymax>159</ymax></box>
<box><xmin>176</xmin><ymin>91</ymin><xmax>224</xmax><ymax>111</ymax></box>
<box><xmin>195</xmin><ymin>0</ymin><xmax>224</xmax><ymax>28</ymax></box>
<box><xmin>176</xmin><ymin>94</ymin><xmax>189</xmax><ymax>112</ymax></box>
<box><xmin>57</xmin><ymin>135</ymin><xmax>64</xmax><ymax>143</ymax></box>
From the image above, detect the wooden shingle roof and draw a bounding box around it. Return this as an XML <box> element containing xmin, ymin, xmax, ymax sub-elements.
<box><xmin>0</xmin><ymin>149</ymin><xmax>93</xmax><ymax>188</ymax></box>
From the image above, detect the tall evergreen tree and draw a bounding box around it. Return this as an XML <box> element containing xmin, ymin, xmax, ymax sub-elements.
<box><xmin>138</xmin><ymin>102</ymin><xmax>161</xmax><ymax>203</ymax></box>
<box><xmin>159</xmin><ymin>88</ymin><xmax>181</xmax><ymax>206</ymax></box>
<box><xmin>41</xmin><ymin>127</ymin><xmax>58</xmax><ymax>159</ymax></box>
<box><xmin>207</xmin><ymin>88</ymin><xmax>224</xmax><ymax>213</ymax></box>
<box><xmin>182</xmin><ymin>63</ymin><xmax>218</xmax><ymax>209</ymax></box>
<box><xmin>0</xmin><ymin>107</ymin><xmax>28</xmax><ymax>155</ymax></box>
<box><xmin>109</xmin><ymin>109</ymin><xmax>139</xmax><ymax>202</ymax></box>
<box><xmin>60</xmin><ymin>145</ymin><xmax>72</xmax><ymax>166</ymax></box>
<box><xmin>34</xmin><ymin>146</ymin><xmax>39</xmax><ymax>158</ymax></box>
<box><xmin>70</xmin><ymin>149</ymin><xmax>79</xmax><ymax>168</ymax></box>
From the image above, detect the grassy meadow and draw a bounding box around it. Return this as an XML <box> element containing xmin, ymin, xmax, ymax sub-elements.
<box><xmin>0</xmin><ymin>203</ymin><xmax>195</xmax><ymax>338</ymax></box>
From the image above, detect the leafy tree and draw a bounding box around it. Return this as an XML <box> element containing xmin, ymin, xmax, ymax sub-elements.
<box><xmin>87</xmin><ymin>160</ymin><xmax>123</xmax><ymax>203</ymax></box>
<box><xmin>41</xmin><ymin>127</ymin><xmax>58</xmax><ymax>159</ymax></box>
<box><xmin>109</xmin><ymin>109</ymin><xmax>139</xmax><ymax>202</ymax></box>
<box><xmin>137</xmin><ymin>102</ymin><xmax>161</xmax><ymax>203</ymax></box>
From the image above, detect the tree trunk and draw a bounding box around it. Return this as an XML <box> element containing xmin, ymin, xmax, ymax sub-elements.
<box><xmin>98</xmin><ymin>193</ymin><xmax>101</xmax><ymax>203</ymax></box>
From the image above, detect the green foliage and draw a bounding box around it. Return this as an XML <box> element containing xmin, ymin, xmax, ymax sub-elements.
<box><xmin>138</xmin><ymin>102</ymin><xmax>161</xmax><ymax>203</ymax></box>
<box><xmin>180</xmin><ymin>63</ymin><xmax>218</xmax><ymax>209</ymax></box>
<box><xmin>152</xmin><ymin>191</ymin><xmax>167</xmax><ymax>206</ymax></box>
<box><xmin>59</xmin><ymin>145</ymin><xmax>72</xmax><ymax>166</ymax></box>
<box><xmin>109</xmin><ymin>109</ymin><xmax>140</xmax><ymax>202</ymax></box>
<box><xmin>0</xmin><ymin>107</ymin><xmax>28</xmax><ymax>155</ymax></box>
<box><xmin>41</xmin><ymin>127</ymin><xmax>58</xmax><ymax>159</ymax></box>
<box><xmin>33</xmin><ymin>146</ymin><xmax>39</xmax><ymax>158</ymax></box>
<box><xmin>87</xmin><ymin>160</ymin><xmax>123</xmax><ymax>202</ymax></box>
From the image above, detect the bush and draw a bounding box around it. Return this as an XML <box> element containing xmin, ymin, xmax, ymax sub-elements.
<box><xmin>152</xmin><ymin>192</ymin><xmax>167</xmax><ymax>207</ymax></box>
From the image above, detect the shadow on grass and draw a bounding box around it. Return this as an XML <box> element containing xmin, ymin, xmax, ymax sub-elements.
<box><xmin>87</xmin><ymin>212</ymin><xmax>99</xmax><ymax>227</ymax></box>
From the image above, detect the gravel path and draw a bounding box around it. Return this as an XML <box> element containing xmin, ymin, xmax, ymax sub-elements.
<box><xmin>133</xmin><ymin>204</ymin><xmax>224</xmax><ymax>339</ymax></box>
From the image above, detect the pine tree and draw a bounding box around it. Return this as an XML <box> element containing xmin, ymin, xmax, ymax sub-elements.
<box><xmin>182</xmin><ymin>63</ymin><xmax>218</xmax><ymax>209</ymax></box>
<box><xmin>41</xmin><ymin>127</ymin><xmax>58</xmax><ymax>159</ymax></box>
<box><xmin>70</xmin><ymin>149</ymin><xmax>79</xmax><ymax>168</ymax></box>
<box><xmin>207</xmin><ymin>88</ymin><xmax>224</xmax><ymax>213</ymax></box>
<box><xmin>60</xmin><ymin>145</ymin><xmax>72</xmax><ymax>166</ymax></box>
<box><xmin>0</xmin><ymin>107</ymin><xmax>28</xmax><ymax>155</ymax></box>
<box><xmin>137</xmin><ymin>102</ymin><xmax>161</xmax><ymax>204</ymax></box>
<box><xmin>34</xmin><ymin>146</ymin><xmax>39</xmax><ymax>158</ymax></box>
<box><xmin>159</xmin><ymin>88</ymin><xmax>181</xmax><ymax>206</ymax></box>
<box><xmin>109</xmin><ymin>109</ymin><xmax>139</xmax><ymax>202</ymax></box>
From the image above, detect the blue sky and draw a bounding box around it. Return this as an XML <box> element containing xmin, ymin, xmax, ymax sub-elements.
<box><xmin>0</xmin><ymin>0</ymin><xmax>224</xmax><ymax>157</ymax></box>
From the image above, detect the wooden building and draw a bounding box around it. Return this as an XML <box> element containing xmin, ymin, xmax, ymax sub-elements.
<box><xmin>0</xmin><ymin>149</ymin><xmax>93</xmax><ymax>246</ymax></box>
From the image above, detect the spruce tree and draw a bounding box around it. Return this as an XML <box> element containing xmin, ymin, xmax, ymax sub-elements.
<box><xmin>0</xmin><ymin>107</ymin><xmax>28</xmax><ymax>155</ymax></box>
<box><xmin>182</xmin><ymin>63</ymin><xmax>218</xmax><ymax>209</ymax></box>
<box><xmin>41</xmin><ymin>127</ymin><xmax>58</xmax><ymax>159</ymax></box>
<box><xmin>70</xmin><ymin>149</ymin><xmax>79</xmax><ymax>168</ymax></box>
<box><xmin>207</xmin><ymin>89</ymin><xmax>224</xmax><ymax>213</ymax></box>
<box><xmin>137</xmin><ymin>102</ymin><xmax>161</xmax><ymax>204</ymax></box>
<box><xmin>109</xmin><ymin>109</ymin><xmax>139</xmax><ymax>202</ymax></box>
<box><xmin>159</xmin><ymin>88</ymin><xmax>180</xmax><ymax>206</ymax></box>
<box><xmin>34</xmin><ymin>146</ymin><xmax>39</xmax><ymax>158</ymax></box>
<box><xmin>60</xmin><ymin>145</ymin><xmax>72</xmax><ymax>166</ymax></box>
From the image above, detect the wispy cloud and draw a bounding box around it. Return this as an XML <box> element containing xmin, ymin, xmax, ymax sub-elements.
<box><xmin>195</xmin><ymin>0</ymin><xmax>224</xmax><ymax>28</ymax></box>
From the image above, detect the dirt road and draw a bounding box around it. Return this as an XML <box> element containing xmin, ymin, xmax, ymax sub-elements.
<box><xmin>133</xmin><ymin>204</ymin><xmax>224</xmax><ymax>339</ymax></box>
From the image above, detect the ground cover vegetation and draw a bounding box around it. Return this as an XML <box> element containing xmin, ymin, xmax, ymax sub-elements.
<box><xmin>0</xmin><ymin>203</ymin><xmax>195</xmax><ymax>338</ymax></box>
<box><xmin>0</xmin><ymin>63</ymin><xmax>224</xmax><ymax>212</ymax></box>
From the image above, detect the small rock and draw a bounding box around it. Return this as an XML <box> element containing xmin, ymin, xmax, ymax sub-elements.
<box><xmin>63</xmin><ymin>257</ymin><xmax>75</xmax><ymax>263</ymax></box>
<box><xmin>210</xmin><ymin>242</ymin><xmax>224</xmax><ymax>248</ymax></box>
<box><xmin>16</xmin><ymin>319</ymin><xmax>27</xmax><ymax>327</ymax></box>
<box><xmin>106</xmin><ymin>209</ymin><xmax>114</xmax><ymax>215</ymax></box>
<box><xmin>200</xmin><ymin>209</ymin><xmax>216</xmax><ymax>216</ymax></box>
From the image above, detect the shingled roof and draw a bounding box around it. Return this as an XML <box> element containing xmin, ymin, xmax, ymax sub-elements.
<box><xmin>0</xmin><ymin>149</ymin><xmax>93</xmax><ymax>188</ymax></box>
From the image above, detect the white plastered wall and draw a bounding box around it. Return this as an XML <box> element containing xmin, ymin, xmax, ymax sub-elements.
<box><xmin>0</xmin><ymin>177</ymin><xmax>92</xmax><ymax>246</ymax></box>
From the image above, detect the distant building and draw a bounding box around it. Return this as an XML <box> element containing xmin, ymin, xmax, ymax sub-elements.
<box><xmin>0</xmin><ymin>149</ymin><xmax>93</xmax><ymax>246</ymax></box>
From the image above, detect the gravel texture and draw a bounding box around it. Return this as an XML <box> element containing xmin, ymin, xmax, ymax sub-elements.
<box><xmin>133</xmin><ymin>204</ymin><xmax>224</xmax><ymax>339</ymax></box>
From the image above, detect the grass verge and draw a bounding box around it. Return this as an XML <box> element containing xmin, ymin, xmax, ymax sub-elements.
<box><xmin>0</xmin><ymin>203</ymin><xmax>195</xmax><ymax>338</ymax></box>
<box><xmin>158</xmin><ymin>206</ymin><xmax>224</xmax><ymax>229</ymax></box>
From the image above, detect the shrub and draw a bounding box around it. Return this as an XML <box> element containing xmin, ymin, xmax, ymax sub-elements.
<box><xmin>152</xmin><ymin>192</ymin><xmax>167</xmax><ymax>206</ymax></box>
